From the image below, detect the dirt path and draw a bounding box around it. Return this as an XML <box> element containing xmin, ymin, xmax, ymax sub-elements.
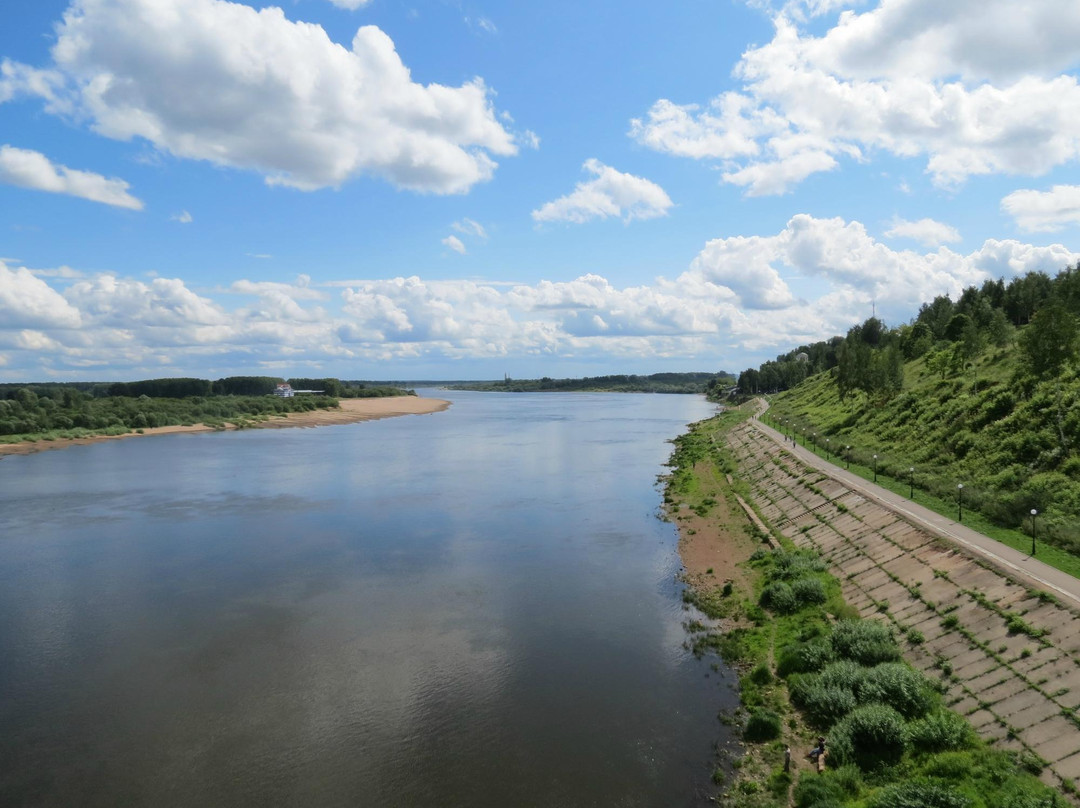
<box><xmin>0</xmin><ymin>396</ymin><xmax>450</xmax><ymax>458</ymax></box>
<box><xmin>727</xmin><ymin>419</ymin><xmax>1080</xmax><ymax>794</ymax></box>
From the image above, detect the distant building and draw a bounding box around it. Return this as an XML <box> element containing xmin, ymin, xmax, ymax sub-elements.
<box><xmin>274</xmin><ymin>384</ymin><xmax>295</xmax><ymax>398</ymax></box>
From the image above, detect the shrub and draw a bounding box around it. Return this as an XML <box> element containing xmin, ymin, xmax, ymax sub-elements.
<box><xmin>744</xmin><ymin>708</ymin><xmax>782</xmax><ymax>742</ymax></box>
<box><xmin>830</xmin><ymin>620</ymin><xmax>900</xmax><ymax>666</ymax></box>
<box><xmin>909</xmin><ymin>710</ymin><xmax>975</xmax><ymax>753</ymax></box>
<box><xmin>777</xmin><ymin>638</ymin><xmax>836</xmax><ymax>676</ymax></box>
<box><xmin>829</xmin><ymin>704</ymin><xmax>908</xmax><ymax>770</ymax></box>
<box><xmin>793</xmin><ymin>776</ymin><xmax>844</xmax><ymax>808</ymax></box>
<box><xmin>819</xmin><ymin>660</ymin><xmax>867</xmax><ymax>693</ymax></box>
<box><xmin>773</xmin><ymin>549</ymin><xmax>827</xmax><ymax>579</ymax></box>
<box><xmin>749</xmin><ymin>663</ymin><xmax>773</xmax><ymax>686</ymax></box>
<box><xmin>859</xmin><ymin>662</ymin><xmax>935</xmax><ymax>719</ymax></box>
<box><xmin>760</xmin><ymin>581</ymin><xmax>798</xmax><ymax>613</ymax></box>
<box><xmin>791</xmin><ymin>678</ymin><xmax>858</xmax><ymax>727</ymax></box>
<box><xmin>868</xmin><ymin>778</ymin><xmax>972</xmax><ymax>808</ymax></box>
<box><xmin>792</xmin><ymin>577</ymin><xmax>828</xmax><ymax>607</ymax></box>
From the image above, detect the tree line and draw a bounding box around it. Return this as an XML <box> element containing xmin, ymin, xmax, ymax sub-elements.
<box><xmin>737</xmin><ymin>264</ymin><xmax>1080</xmax><ymax>400</ymax></box>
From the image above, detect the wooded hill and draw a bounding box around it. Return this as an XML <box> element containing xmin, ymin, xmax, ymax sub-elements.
<box><xmin>736</xmin><ymin>265</ymin><xmax>1080</xmax><ymax>554</ymax></box>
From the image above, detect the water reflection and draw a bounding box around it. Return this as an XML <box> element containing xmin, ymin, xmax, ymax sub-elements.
<box><xmin>0</xmin><ymin>391</ymin><xmax>736</xmax><ymax>806</ymax></box>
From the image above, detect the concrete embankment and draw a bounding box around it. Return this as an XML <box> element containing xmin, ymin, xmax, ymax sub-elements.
<box><xmin>728</xmin><ymin>419</ymin><xmax>1080</xmax><ymax>794</ymax></box>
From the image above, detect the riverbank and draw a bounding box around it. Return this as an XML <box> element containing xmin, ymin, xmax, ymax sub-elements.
<box><xmin>667</xmin><ymin>404</ymin><xmax>1070</xmax><ymax>806</ymax></box>
<box><xmin>0</xmin><ymin>396</ymin><xmax>450</xmax><ymax>458</ymax></box>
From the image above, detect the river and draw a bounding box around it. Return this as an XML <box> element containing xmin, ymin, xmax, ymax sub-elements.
<box><xmin>0</xmin><ymin>390</ymin><xmax>737</xmax><ymax>807</ymax></box>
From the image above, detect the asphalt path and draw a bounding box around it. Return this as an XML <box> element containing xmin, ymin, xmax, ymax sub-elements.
<box><xmin>747</xmin><ymin>403</ymin><xmax>1080</xmax><ymax>610</ymax></box>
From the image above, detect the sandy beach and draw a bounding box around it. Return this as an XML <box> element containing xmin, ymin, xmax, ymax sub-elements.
<box><xmin>0</xmin><ymin>396</ymin><xmax>450</xmax><ymax>458</ymax></box>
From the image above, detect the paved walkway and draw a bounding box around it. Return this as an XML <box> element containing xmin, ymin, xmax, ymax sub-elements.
<box><xmin>747</xmin><ymin>403</ymin><xmax>1080</xmax><ymax>611</ymax></box>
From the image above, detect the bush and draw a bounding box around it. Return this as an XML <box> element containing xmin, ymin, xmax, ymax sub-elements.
<box><xmin>859</xmin><ymin>662</ymin><xmax>935</xmax><ymax>719</ymax></box>
<box><xmin>819</xmin><ymin>660</ymin><xmax>867</xmax><ymax>693</ymax></box>
<box><xmin>790</xmin><ymin>678</ymin><xmax>858</xmax><ymax>727</ymax></box>
<box><xmin>749</xmin><ymin>663</ymin><xmax>773</xmax><ymax>686</ymax></box>
<box><xmin>829</xmin><ymin>704</ymin><xmax>908</xmax><ymax>770</ymax></box>
<box><xmin>909</xmin><ymin>710</ymin><xmax>975</xmax><ymax>753</ymax></box>
<box><xmin>793</xmin><ymin>776</ymin><xmax>844</xmax><ymax>808</ymax></box>
<box><xmin>760</xmin><ymin>581</ymin><xmax>798</xmax><ymax>613</ymax></box>
<box><xmin>773</xmin><ymin>549</ymin><xmax>828</xmax><ymax>579</ymax></box>
<box><xmin>745</xmin><ymin>708</ymin><xmax>782</xmax><ymax>742</ymax></box>
<box><xmin>830</xmin><ymin>620</ymin><xmax>900</xmax><ymax>666</ymax></box>
<box><xmin>868</xmin><ymin>778</ymin><xmax>971</xmax><ymax>808</ymax></box>
<box><xmin>777</xmin><ymin>638</ymin><xmax>836</xmax><ymax>676</ymax></box>
<box><xmin>792</xmin><ymin>577</ymin><xmax>828</xmax><ymax>607</ymax></box>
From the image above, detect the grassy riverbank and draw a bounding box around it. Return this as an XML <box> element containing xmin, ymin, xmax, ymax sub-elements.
<box><xmin>667</xmin><ymin>405</ymin><xmax>1068</xmax><ymax>807</ymax></box>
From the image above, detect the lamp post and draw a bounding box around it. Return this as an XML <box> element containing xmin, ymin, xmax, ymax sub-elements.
<box><xmin>957</xmin><ymin>484</ymin><xmax>964</xmax><ymax>522</ymax></box>
<box><xmin>825</xmin><ymin>438</ymin><xmax>831</xmax><ymax>460</ymax></box>
<box><xmin>812</xmin><ymin>432</ymin><xmax>817</xmax><ymax>452</ymax></box>
<box><xmin>909</xmin><ymin>467</ymin><xmax>915</xmax><ymax>499</ymax></box>
<box><xmin>845</xmin><ymin>446</ymin><xmax>851</xmax><ymax>469</ymax></box>
<box><xmin>1031</xmin><ymin>509</ymin><xmax>1038</xmax><ymax>556</ymax></box>
<box><xmin>873</xmin><ymin>454</ymin><xmax>878</xmax><ymax>483</ymax></box>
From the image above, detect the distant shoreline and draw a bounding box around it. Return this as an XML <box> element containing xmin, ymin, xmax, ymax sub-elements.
<box><xmin>0</xmin><ymin>396</ymin><xmax>451</xmax><ymax>458</ymax></box>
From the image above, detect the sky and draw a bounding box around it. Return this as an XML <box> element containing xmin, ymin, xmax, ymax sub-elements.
<box><xmin>1</xmin><ymin>0</ymin><xmax>1080</xmax><ymax>382</ymax></box>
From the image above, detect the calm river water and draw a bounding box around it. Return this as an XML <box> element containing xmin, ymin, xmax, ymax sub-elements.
<box><xmin>0</xmin><ymin>391</ymin><xmax>737</xmax><ymax>807</ymax></box>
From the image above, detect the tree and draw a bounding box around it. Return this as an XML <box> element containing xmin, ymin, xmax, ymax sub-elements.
<box><xmin>1018</xmin><ymin>302</ymin><xmax>1079</xmax><ymax>377</ymax></box>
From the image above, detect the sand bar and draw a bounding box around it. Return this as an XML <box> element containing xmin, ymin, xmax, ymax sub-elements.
<box><xmin>0</xmin><ymin>396</ymin><xmax>450</xmax><ymax>458</ymax></box>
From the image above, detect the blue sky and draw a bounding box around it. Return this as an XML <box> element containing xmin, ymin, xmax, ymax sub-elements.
<box><xmin>2</xmin><ymin>0</ymin><xmax>1079</xmax><ymax>381</ymax></box>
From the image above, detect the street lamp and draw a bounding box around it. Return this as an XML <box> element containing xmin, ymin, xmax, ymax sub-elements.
<box><xmin>826</xmin><ymin>438</ymin><xmax>831</xmax><ymax>459</ymax></box>
<box><xmin>909</xmin><ymin>467</ymin><xmax>915</xmax><ymax>499</ymax></box>
<box><xmin>812</xmin><ymin>432</ymin><xmax>817</xmax><ymax>451</ymax></box>
<box><xmin>1031</xmin><ymin>509</ymin><xmax>1038</xmax><ymax>556</ymax></box>
<box><xmin>957</xmin><ymin>484</ymin><xmax>964</xmax><ymax>522</ymax></box>
<box><xmin>873</xmin><ymin>454</ymin><xmax>878</xmax><ymax>483</ymax></box>
<box><xmin>845</xmin><ymin>446</ymin><xmax>851</xmax><ymax>469</ymax></box>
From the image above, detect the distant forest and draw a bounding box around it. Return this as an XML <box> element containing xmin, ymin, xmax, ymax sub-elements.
<box><xmin>449</xmin><ymin>371</ymin><xmax>735</xmax><ymax>395</ymax></box>
<box><xmin>0</xmin><ymin>376</ymin><xmax>413</xmax><ymax>441</ymax></box>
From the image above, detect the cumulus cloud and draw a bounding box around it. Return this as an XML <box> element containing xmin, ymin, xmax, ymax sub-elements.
<box><xmin>441</xmin><ymin>235</ymin><xmax>467</xmax><ymax>254</ymax></box>
<box><xmin>0</xmin><ymin>261</ymin><xmax>83</xmax><ymax>329</ymax></box>
<box><xmin>884</xmin><ymin>217</ymin><xmax>961</xmax><ymax>247</ymax></box>
<box><xmin>171</xmin><ymin>210</ymin><xmax>193</xmax><ymax>224</ymax></box>
<box><xmin>8</xmin><ymin>0</ymin><xmax>518</xmax><ymax>195</ymax></box>
<box><xmin>327</xmin><ymin>0</ymin><xmax>372</xmax><ymax>9</ymax></box>
<box><xmin>632</xmin><ymin>0</ymin><xmax>1080</xmax><ymax>194</ymax></box>
<box><xmin>0</xmin><ymin>145</ymin><xmax>143</xmax><ymax>209</ymax></box>
<box><xmin>1001</xmin><ymin>185</ymin><xmax>1080</xmax><ymax>232</ymax></box>
<box><xmin>3</xmin><ymin>216</ymin><xmax>1076</xmax><ymax>379</ymax></box>
<box><xmin>532</xmin><ymin>159</ymin><xmax>673</xmax><ymax>224</ymax></box>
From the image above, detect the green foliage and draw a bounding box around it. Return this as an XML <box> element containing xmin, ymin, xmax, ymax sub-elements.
<box><xmin>760</xmin><ymin>581</ymin><xmax>798</xmax><ymax>613</ymax></box>
<box><xmin>830</xmin><ymin>620</ymin><xmax>900</xmax><ymax>666</ymax></box>
<box><xmin>868</xmin><ymin>779</ymin><xmax>971</xmax><ymax>808</ymax></box>
<box><xmin>777</xmin><ymin>638</ymin><xmax>836</xmax><ymax>676</ymax></box>
<box><xmin>744</xmin><ymin>708</ymin><xmax>782</xmax><ymax>742</ymax></box>
<box><xmin>829</xmin><ymin>704</ymin><xmax>909</xmax><ymax>770</ymax></box>
<box><xmin>791</xmin><ymin>577</ymin><xmax>828</xmax><ymax>606</ymax></box>
<box><xmin>858</xmin><ymin>662</ymin><xmax>935</xmax><ymax>719</ymax></box>
<box><xmin>790</xmin><ymin>676</ymin><xmax>858</xmax><ymax>727</ymax></box>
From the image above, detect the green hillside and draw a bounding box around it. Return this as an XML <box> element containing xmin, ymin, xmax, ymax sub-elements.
<box><xmin>745</xmin><ymin>266</ymin><xmax>1080</xmax><ymax>558</ymax></box>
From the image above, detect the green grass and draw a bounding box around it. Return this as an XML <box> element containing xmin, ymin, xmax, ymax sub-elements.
<box><xmin>762</xmin><ymin>407</ymin><xmax>1080</xmax><ymax>582</ymax></box>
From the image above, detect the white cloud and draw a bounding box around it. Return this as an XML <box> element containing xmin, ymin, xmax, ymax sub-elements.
<box><xmin>441</xmin><ymin>235</ymin><xmax>467</xmax><ymax>255</ymax></box>
<box><xmin>3</xmin><ymin>219</ymin><xmax>1076</xmax><ymax>378</ymax></box>
<box><xmin>0</xmin><ymin>145</ymin><xmax>143</xmax><ymax>209</ymax></box>
<box><xmin>884</xmin><ymin>217</ymin><xmax>961</xmax><ymax>247</ymax></box>
<box><xmin>1001</xmin><ymin>185</ymin><xmax>1080</xmax><ymax>232</ymax></box>
<box><xmin>632</xmin><ymin>1</ymin><xmax>1080</xmax><ymax>194</ymax></box>
<box><xmin>0</xmin><ymin>261</ymin><xmax>83</xmax><ymax>329</ymax></box>
<box><xmin>532</xmin><ymin>159</ymin><xmax>673</xmax><ymax>224</ymax></box>
<box><xmin>12</xmin><ymin>0</ymin><xmax>518</xmax><ymax>195</ymax></box>
<box><xmin>171</xmin><ymin>210</ymin><xmax>193</xmax><ymax>224</ymax></box>
<box><xmin>451</xmin><ymin>218</ymin><xmax>487</xmax><ymax>239</ymax></box>
<box><xmin>327</xmin><ymin>0</ymin><xmax>372</xmax><ymax>9</ymax></box>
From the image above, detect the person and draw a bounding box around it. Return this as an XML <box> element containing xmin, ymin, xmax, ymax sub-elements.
<box><xmin>808</xmin><ymin>736</ymin><xmax>825</xmax><ymax>761</ymax></box>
